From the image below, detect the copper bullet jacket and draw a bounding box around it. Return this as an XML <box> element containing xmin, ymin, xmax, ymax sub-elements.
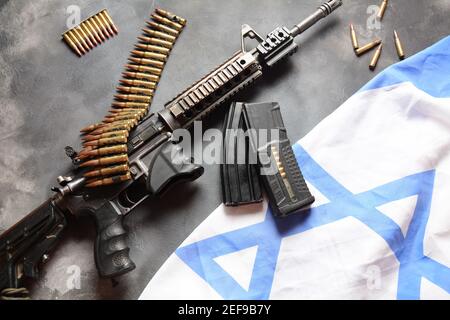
<box><xmin>101</xmin><ymin>10</ymin><xmax>119</xmax><ymax>34</ymax></box>
<box><xmin>109</xmin><ymin>108</ymin><xmax>147</xmax><ymax>115</ymax></box>
<box><xmin>63</xmin><ymin>33</ymin><xmax>82</xmax><ymax>56</ymax></box>
<box><xmin>117</xmin><ymin>85</ymin><xmax>154</xmax><ymax>95</ymax></box>
<box><xmin>72</xmin><ymin>28</ymin><xmax>91</xmax><ymax>51</ymax></box>
<box><xmin>355</xmin><ymin>39</ymin><xmax>382</xmax><ymax>56</ymax></box>
<box><xmin>76</xmin><ymin>26</ymin><xmax>94</xmax><ymax>49</ymax></box>
<box><xmin>93</xmin><ymin>15</ymin><xmax>110</xmax><ymax>38</ymax></box>
<box><xmin>120</xmin><ymin>79</ymin><xmax>157</xmax><ymax>89</ymax></box>
<box><xmin>128</xmin><ymin>57</ymin><xmax>165</xmax><ymax>68</ymax></box>
<box><xmin>89</xmin><ymin>18</ymin><xmax>106</xmax><ymax>41</ymax></box>
<box><xmin>80</xmin><ymin>154</ymin><xmax>128</xmax><ymax>168</ymax></box>
<box><xmin>80</xmin><ymin>23</ymin><xmax>98</xmax><ymax>46</ymax></box>
<box><xmin>131</xmin><ymin>50</ymin><xmax>167</xmax><ymax>61</ymax></box>
<box><xmin>349</xmin><ymin>24</ymin><xmax>359</xmax><ymax>50</ymax></box>
<box><xmin>377</xmin><ymin>0</ymin><xmax>388</xmax><ymax>20</ymax></box>
<box><xmin>104</xmin><ymin>114</ymin><xmax>142</xmax><ymax>123</ymax></box>
<box><xmin>85</xmin><ymin>173</ymin><xmax>132</xmax><ymax>188</ymax></box>
<box><xmin>142</xmin><ymin>28</ymin><xmax>176</xmax><ymax>42</ymax></box>
<box><xmin>369</xmin><ymin>43</ymin><xmax>383</xmax><ymax>70</ymax></box>
<box><xmin>146</xmin><ymin>21</ymin><xmax>179</xmax><ymax>37</ymax></box>
<box><xmin>66</xmin><ymin>32</ymin><xmax>86</xmax><ymax>55</ymax></box>
<box><xmin>125</xmin><ymin>64</ymin><xmax>162</xmax><ymax>76</ymax></box>
<box><xmin>115</xmin><ymin>94</ymin><xmax>152</xmax><ymax>103</ymax></box>
<box><xmin>84</xmin><ymin>164</ymin><xmax>129</xmax><ymax>178</ymax></box>
<box><xmin>135</xmin><ymin>43</ymin><xmax>170</xmax><ymax>55</ymax></box>
<box><xmin>80</xmin><ymin>123</ymin><xmax>106</xmax><ymax>133</ymax></box>
<box><xmin>68</xmin><ymin>30</ymin><xmax>88</xmax><ymax>52</ymax></box>
<box><xmin>394</xmin><ymin>30</ymin><xmax>405</xmax><ymax>60</ymax></box>
<box><xmin>151</xmin><ymin>13</ymin><xmax>183</xmax><ymax>31</ymax></box>
<box><xmin>155</xmin><ymin>8</ymin><xmax>187</xmax><ymax>26</ymax></box>
<box><xmin>84</xmin><ymin>144</ymin><xmax>128</xmax><ymax>158</ymax></box>
<box><xmin>122</xmin><ymin>71</ymin><xmax>160</xmax><ymax>82</ymax></box>
<box><xmin>90</xmin><ymin>123</ymin><xmax>131</xmax><ymax>135</ymax></box>
<box><xmin>138</xmin><ymin>36</ymin><xmax>173</xmax><ymax>49</ymax></box>
<box><xmin>97</xmin><ymin>12</ymin><xmax>114</xmax><ymax>36</ymax></box>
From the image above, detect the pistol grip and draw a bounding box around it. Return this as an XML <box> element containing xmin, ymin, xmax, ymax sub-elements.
<box><xmin>93</xmin><ymin>202</ymin><xmax>135</xmax><ymax>278</ymax></box>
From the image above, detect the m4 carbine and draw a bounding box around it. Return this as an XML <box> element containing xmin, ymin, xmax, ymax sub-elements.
<box><xmin>0</xmin><ymin>0</ymin><xmax>342</xmax><ymax>296</ymax></box>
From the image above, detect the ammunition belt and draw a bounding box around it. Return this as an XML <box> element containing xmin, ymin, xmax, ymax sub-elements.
<box><xmin>78</xmin><ymin>8</ymin><xmax>186</xmax><ymax>188</ymax></box>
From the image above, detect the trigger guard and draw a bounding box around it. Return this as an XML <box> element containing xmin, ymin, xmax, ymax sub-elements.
<box><xmin>146</xmin><ymin>140</ymin><xmax>204</xmax><ymax>196</ymax></box>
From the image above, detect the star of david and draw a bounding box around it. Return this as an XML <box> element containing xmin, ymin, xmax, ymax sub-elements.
<box><xmin>176</xmin><ymin>144</ymin><xmax>450</xmax><ymax>299</ymax></box>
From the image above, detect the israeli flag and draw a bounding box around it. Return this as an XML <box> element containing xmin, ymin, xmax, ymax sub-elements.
<box><xmin>140</xmin><ymin>36</ymin><xmax>450</xmax><ymax>300</ymax></box>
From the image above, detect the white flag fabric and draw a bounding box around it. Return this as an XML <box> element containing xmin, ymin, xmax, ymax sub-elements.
<box><xmin>140</xmin><ymin>36</ymin><xmax>450</xmax><ymax>300</ymax></box>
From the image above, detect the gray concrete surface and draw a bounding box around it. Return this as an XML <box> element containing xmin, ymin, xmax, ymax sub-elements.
<box><xmin>0</xmin><ymin>0</ymin><xmax>449</xmax><ymax>299</ymax></box>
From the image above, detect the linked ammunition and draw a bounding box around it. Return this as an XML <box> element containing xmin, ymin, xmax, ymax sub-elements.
<box><xmin>115</xmin><ymin>94</ymin><xmax>152</xmax><ymax>103</ymax></box>
<box><xmin>101</xmin><ymin>10</ymin><xmax>119</xmax><ymax>34</ymax></box>
<box><xmin>131</xmin><ymin>50</ymin><xmax>167</xmax><ymax>61</ymax></box>
<box><xmin>109</xmin><ymin>109</ymin><xmax>147</xmax><ymax>115</ymax></box>
<box><xmin>142</xmin><ymin>28</ymin><xmax>176</xmax><ymax>42</ymax></box>
<box><xmin>355</xmin><ymin>39</ymin><xmax>382</xmax><ymax>56</ymax></box>
<box><xmin>63</xmin><ymin>33</ymin><xmax>83</xmax><ymax>56</ymax></box>
<box><xmin>84</xmin><ymin>164</ymin><xmax>129</xmax><ymax>178</ymax></box>
<box><xmin>80</xmin><ymin>123</ymin><xmax>106</xmax><ymax>134</ymax></box>
<box><xmin>85</xmin><ymin>19</ymin><xmax>103</xmax><ymax>43</ymax></box>
<box><xmin>103</xmin><ymin>114</ymin><xmax>143</xmax><ymax>124</ymax></box>
<box><xmin>83</xmin><ymin>130</ymin><xmax>129</xmax><ymax>141</ymax></box>
<box><xmin>93</xmin><ymin>15</ymin><xmax>110</xmax><ymax>38</ymax></box>
<box><xmin>134</xmin><ymin>43</ymin><xmax>170</xmax><ymax>55</ymax></box>
<box><xmin>146</xmin><ymin>21</ymin><xmax>179</xmax><ymax>37</ymax></box>
<box><xmin>89</xmin><ymin>18</ymin><xmax>106</xmax><ymax>41</ymax></box>
<box><xmin>155</xmin><ymin>8</ymin><xmax>187</xmax><ymax>26</ymax></box>
<box><xmin>79</xmin><ymin>145</ymin><xmax>128</xmax><ymax>159</ymax></box>
<box><xmin>98</xmin><ymin>12</ymin><xmax>115</xmax><ymax>36</ymax></box>
<box><xmin>377</xmin><ymin>0</ymin><xmax>388</xmax><ymax>20</ymax></box>
<box><xmin>123</xmin><ymin>71</ymin><xmax>160</xmax><ymax>82</ymax></box>
<box><xmin>117</xmin><ymin>86</ymin><xmax>154</xmax><ymax>95</ymax></box>
<box><xmin>83</xmin><ymin>135</ymin><xmax>128</xmax><ymax>147</ymax></box>
<box><xmin>125</xmin><ymin>64</ymin><xmax>163</xmax><ymax>76</ymax></box>
<box><xmin>80</xmin><ymin>23</ymin><xmax>98</xmax><ymax>46</ymax></box>
<box><xmin>85</xmin><ymin>173</ymin><xmax>132</xmax><ymax>188</ymax></box>
<box><xmin>112</xmin><ymin>101</ymin><xmax>149</xmax><ymax>109</ymax></box>
<box><xmin>119</xmin><ymin>79</ymin><xmax>157</xmax><ymax>89</ymax></box>
<box><xmin>394</xmin><ymin>30</ymin><xmax>405</xmax><ymax>60</ymax></box>
<box><xmin>369</xmin><ymin>43</ymin><xmax>383</xmax><ymax>70</ymax></box>
<box><xmin>76</xmin><ymin>26</ymin><xmax>94</xmax><ymax>49</ymax></box>
<box><xmin>128</xmin><ymin>57</ymin><xmax>165</xmax><ymax>68</ymax></box>
<box><xmin>138</xmin><ymin>36</ymin><xmax>173</xmax><ymax>49</ymax></box>
<box><xmin>79</xmin><ymin>154</ymin><xmax>128</xmax><ymax>168</ymax></box>
<box><xmin>349</xmin><ymin>24</ymin><xmax>359</xmax><ymax>50</ymax></box>
<box><xmin>90</xmin><ymin>123</ymin><xmax>132</xmax><ymax>135</ymax></box>
<box><xmin>151</xmin><ymin>13</ymin><xmax>183</xmax><ymax>31</ymax></box>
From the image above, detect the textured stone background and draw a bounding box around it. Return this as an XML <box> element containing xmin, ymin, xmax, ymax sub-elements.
<box><xmin>0</xmin><ymin>0</ymin><xmax>448</xmax><ymax>299</ymax></box>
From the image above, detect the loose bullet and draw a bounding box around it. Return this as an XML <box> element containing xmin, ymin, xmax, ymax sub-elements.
<box><xmin>117</xmin><ymin>86</ymin><xmax>154</xmax><ymax>95</ymax></box>
<box><xmin>115</xmin><ymin>94</ymin><xmax>152</xmax><ymax>103</ymax></box>
<box><xmin>80</xmin><ymin>23</ymin><xmax>98</xmax><ymax>46</ymax></box>
<box><xmin>128</xmin><ymin>57</ymin><xmax>165</xmax><ymax>68</ymax></box>
<box><xmin>155</xmin><ymin>8</ymin><xmax>187</xmax><ymax>26</ymax></box>
<box><xmin>369</xmin><ymin>43</ymin><xmax>383</xmax><ymax>71</ymax></box>
<box><xmin>355</xmin><ymin>39</ymin><xmax>382</xmax><ymax>56</ymax></box>
<box><xmin>85</xmin><ymin>19</ymin><xmax>103</xmax><ymax>43</ymax></box>
<box><xmin>94</xmin><ymin>15</ymin><xmax>110</xmax><ymax>38</ymax></box>
<box><xmin>63</xmin><ymin>33</ymin><xmax>83</xmax><ymax>56</ymax></box>
<box><xmin>151</xmin><ymin>14</ymin><xmax>183</xmax><ymax>31</ymax></box>
<box><xmin>119</xmin><ymin>79</ymin><xmax>157</xmax><ymax>89</ymax></box>
<box><xmin>142</xmin><ymin>28</ymin><xmax>176</xmax><ymax>42</ymax></box>
<box><xmin>98</xmin><ymin>12</ymin><xmax>115</xmax><ymax>36</ymax></box>
<box><xmin>76</xmin><ymin>26</ymin><xmax>94</xmax><ymax>49</ymax></box>
<box><xmin>125</xmin><ymin>64</ymin><xmax>162</xmax><ymax>76</ymax></box>
<box><xmin>135</xmin><ymin>43</ymin><xmax>170</xmax><ymax>55</ymax></box>
<box><xmin>377</xmin><ymin>0</ymin><xmax>388</xmax><ymax>20</ymax></box>
<box><xmin>394</xmin><ymin>30</ymin><xmax>405</xmax><ymax>60</ymax></box>
<box><xmin>84</xmin><ymin>164</ymin><xmax>129</xmax><ymax>178</ymax></box>
<box><xmin>85</xmin><ymin>173</ymin><xmax>132</xmax><ymax>188</ymax></box>
<box><xmin>146</xmin><ymin>21</ymin><xmax>179</xmax><ymax>37</ymax></box>
<box><xmin>101</xmin><ymin>10</ymin><xmax>119</xmax><ymax>34</ymax></box>
<box><xmin>131</xmin><ymin>50</ymin><xmax>167</xmax><ymax>61</ymax></box>
<box><xmin>112</xmin><ymin>101</ymin><xmax>149</xmax><ymax>109</ymax></box>
<box><xmin>349</xmin><ymin>24</ymin><xmax>359</xmax><ymax>50</ymax></box>
<box><xmin>79</xmin><ymin>154</ymin><xmax>128</xmax><ymax>168</ymax></box>
<box><xmin>122</xmin><ymin>71</ymin><xmax>160</xmax><ymax>82</ymax></box>
<box><xmin>138</xmin><ymin>36</ymin><xmax>173</xmax><ymax>49</ymax></box>
<box><xmin>89</xmin><ymin>17</ymin><xmax>106</xmax><ymax>41</ymax></box>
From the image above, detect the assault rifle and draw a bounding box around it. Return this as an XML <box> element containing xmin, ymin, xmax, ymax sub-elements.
<box><xmin>0</xmin><ymin>0</ymin><xmax>342</xmax><ymax>296</ymax></box>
